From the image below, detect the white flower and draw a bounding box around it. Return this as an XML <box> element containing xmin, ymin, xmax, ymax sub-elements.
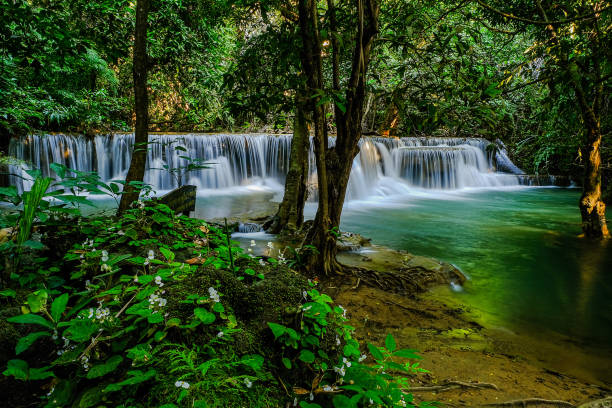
<box><xmin>158</xmin><ymin>298</ymin><xmax>167</xmax><ymax>307</ymax></box>
<box><xmin>302</xmin><ymin>291</ymin><xmax>308</xmax><ymax>300</ymax></box>
<box><xmin>117</xmin><ymin>230</ymin><xmax>125</xmax><ymax>236</ymax></box>
<box><xmin>338</xmin><ymin>305</ymin><xmax>346</xmax><ymax>318</ymax></box>
<box><xmin>323</xmin><ymin>385</ymin><xmax>333</xmax><ymax>392</ymax></box>
<box><xmin>293</xmin><ymin>398</ymin><xmax>298</xmax><ymax>407</ymax></box>
<box><xmin>101</xmin><ymin>263</ymin><xmax>112</xmax><ymax>272</ymax></box>
<box><xmin>174</xmin><ymin>380</ymin><xmax>190</xmax><ymax>389</ymax></box>
<box><xmin>87</xmin><ymin>308</ymin><xmax>94</xmax><ymax>319</ymax></box>
<box><xmin>358</xmin><ymin>354</ymin><xmax>367</xmax><ymax>362</ymax></box>
<box><xmin>217</xmin><ymin>331</ymin><xmax>224</xmax><ymax>338</ymax></box>
<box><xmin>333</xmin><ymin>365</ymin><xmax>346</xmax><ymax>376</ymax></box>
<box><xmin>208</xmin><ymin>287</ymin><xmax>220</xmax><ymax>303</ymax></box>
<box><xmin>143</xmin><ymin>259</ymin><xmax>150</xmax><ymax>266</ymax></box>
<box><xmin>244</xmin><ymin>378</ymin><xmax>252</xmax><ymax>388</ymax></box>
<box><xmin>369</xmin><ymin>399</ymin><xmax>374</xmax><ymax>405</ymax></box>
<box><xmin>336</xmin><ymin>335</ymin><xmax>341</xmax><ymax>346</ymax></box>
<box><xmin>247</xmin><ymin>248</ymin><xmax>252</xmax><ymax>252</ymax></box>
<box><xmin>155</xmin><ymin>276</ymin><xmax>163</xmax><ymax>287</ymax></box>
<box><xmin>343</xmin><ymin>357</ymin><xmax>352</xmax><ymax>368</ymax></box>
<box><xmin>267</xmin><ymin>242</ymin><xmax>273</xmax><ymax>249</ymax></box>
<box><xmin>309</xmin><ymin>392</ymin><xmax>314</xmax><ymax>401</ymax></box>
<box><xmin>134</xmin><ymin>275</ymin><xmax>139</xmax><ymax>283</ymax></box>
<box><xmin>302</xmin><ymin>305</ymin><xmax>312</xmax><ymax>312</ymax></box>
<box><xmin>259</xmin><ymin>259</ymin><xmax>265</xmax><ymax>266</ymax></box>
<box><xmin>137</xmin><ymin>200</ymin><xmax>145</xmax><ymax>209</ymax></box>
<box><xmin>101</xmin><ymin>250</ymin><xmax>109</xmax><ymax>262</ymax></box>
<box><xmin>147</xmin><ymin>250</ymin><xmax>155</xmax><ymax>260</ymax></box>
<box><xmin>250</xmin><ymin>240</ymin><xmax>256</xmax><ymax>247</ymax></box>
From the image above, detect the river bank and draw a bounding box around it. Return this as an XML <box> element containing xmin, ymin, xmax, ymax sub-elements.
<box><xmin>329</xmin><ymin>248</ymin><xmax>612</xmax><ymax>407</ymax></box>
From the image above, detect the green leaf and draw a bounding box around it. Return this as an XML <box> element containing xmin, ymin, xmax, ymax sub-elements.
<box><xmin>51</xmin><ymin>293</ymin><xmax>69</xmax><ymax>322</ymax></box>
<box><xmin>282</xmin><ymin>357</ymin><xmax>292</xmax><ymax>369</ymax></box>
<box><xmin>212</xmin><ymin>302</ymin><xmax>225</xmax><ymax>313</ymax></box>
<box><xmin>159</xmin><ymin>247</ymin><xmax>175</xmax><ymax>262</ymax></box>
<box><xmin>367</xmin><ymin>343</ymin><xmax>384</xmax><ymax>361</ymax></box>
<box><xmin>0</xmin><ymin>289</ymin><xmax>16</xmax><ymax>298</ymax></box>
<box><xmin>26</xmin><ymin>290</ymin><xmax>48</xmax><ymax>313</ymax></box>
<box><xmin>3</xmin><ymin>359</ymin><xmax>29</xmax><ymax>380</ymax></box>
<box><xmin>7</xmin><ymin>313</ymin><xmax>54</xmax><ymax>329</ymax></box>
<box><xmin>29</xmin><ymin>366</ymin><xmax>54</xmax><ymax>380</ymax></box>
<box><xmin>385</xmin><ymin>333</ymin><xmax>397</xmax><ymax>352</ymax></box>
<box><xmin>22</xmin><ymin>240</ymin><xmax>44</xmax><ymax>249</ymax></box>
<box><xmin>194</xmin><ymin>308</ymin><xmax>215</xmax><ymax>324</ymax></box>
<box><xmin>64</xmin><ymin>319</ymin><xmax>98</xmax><ymax>342</ymax></box>
<box><xmin>16</xmin><ymin>331</ymin><xmax>50</xmax><ymax>355</ymax></box>
<box><xmin>240</xmin><ymin>354</ymin><xmax>264</xmax><ymax>371</ymax></box>
<box><xmin>267</xmin><ymin>322</ymin><xmax>287</xmax><ymax>339</ymax></box>
<box><xmin>86</xmin><ymin>355</ymin><xmax>123</xmax><ymax>379</ymax></box>
<box><xmin>298</xmin><ymin>349</ymin><xmax>315</xmax><ymax>364</ymax></box>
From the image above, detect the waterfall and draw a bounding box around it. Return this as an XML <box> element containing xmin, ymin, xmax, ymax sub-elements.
<box><xmin>8</xmin><ymin>133</ymin><xmax>523</xmax><ymax>199</ymax></box>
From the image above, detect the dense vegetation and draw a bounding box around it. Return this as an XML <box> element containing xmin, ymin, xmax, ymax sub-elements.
<box><xmin>0</xmin><ymin>168</ymin><xmax>435</xmax><ymax>407</ymax></box>
<box><xmin>0</xmin><ymin>0</ymin><xmax>611</xmax><ymax>406</ymax></box>
<box><xmin>1</xmin><ymin>0</ymin><xmax>609</xmax><ymax>180</ymax></box>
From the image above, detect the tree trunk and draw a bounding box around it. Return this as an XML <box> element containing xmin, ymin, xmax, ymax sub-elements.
<box><xmin>579</xmin><ymin>120</ymin><xmax>609</xmax><ymax>238</ymax></box>
<box><xmin>266</xmin><ymin>100</ymin><xmax>310</xmax><ymax>234</ymax></box>
<box><xmin>298</xmin><ymin>0</ymin><xmax>379</xmax><ymax>275</ymax></box>
<box><xmin>118</xmin><ymin>0</ymin><xmax>150</xmax><ymax>214</ymax></box>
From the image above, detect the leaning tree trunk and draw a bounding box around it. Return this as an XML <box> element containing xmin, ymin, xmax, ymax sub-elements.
<box><xmin>118</xmin><ymin>0</ymin><xmax>150</xmax><ymax>214</ymax></box>
<box><xmin>266</xmin><ymin>100</ymin><xmax>310</xmax><ymax>234</ymax></box>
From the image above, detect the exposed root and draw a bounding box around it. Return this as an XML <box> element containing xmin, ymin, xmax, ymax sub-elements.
<box><xmin>409</xmin><ymin>380</ymin><xmax>499</xmax><ymax>393</ymax></box>
<box><xmin>482</xmin><ymin>398</ymin><xmax>575</xmax><ymax>407</ymax></box>
<box><xmin>351</xmin><ymin>277</ymin><xmax>361</xmax><ymax>290</ymax></box>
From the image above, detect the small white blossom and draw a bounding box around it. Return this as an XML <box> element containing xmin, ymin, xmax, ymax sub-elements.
<box><xmin>250</xmin><ymin>240</ymin><xmax>256</xmax><ymax>247</ymax></box>
<box><xmin>117</xmin><ymin>230</ymin><xmax>125</xmax><ymax>236</ymax></box>
<box><xmin>247</xmin><ymin>248</ymin><xmax>252</xmax><ymax>252</ymax></box>
<box><xmin>293</xmin><ymin>398</ymin><xmax>298</xmax><ymax>406</ymax></box>
<box><xmin>244</xmin><ymin>378</ymin><xmax>252</xmax><ymax>388</ymax></box>
<box><xmin>267</xmin><ymin>242</ymin><xmax>273</xmax><ymax>249</ymax></box>
<box><xmin>336</xmin><ymin>335</ymin><xmax>341</xmax><ymax>346</ymax></box>
<box><xmin>217</xmin><ymin>331</ymin><xmax>224</xmax><ymax>338</ymax></box>
<box><xmin>208</xmin><ymin>287</ymin><xmax>220</xmax><ymax>303</ymax></box>
<box><xmin>358</xmin><ymin>354</ymin><xmax>367</xmax><ymax>362</ymax></box>
<box><xmin>101</xmin><ymin>250</ymin><xmax>109</xmax><ymax>262</ymax></box>
<box><xmin>323</xmin><ymin>385</ymin><xmax>333</xmax><ymax>392</ymax></box>
<box><xmin>309</xmin><ymin>392</ymin><xmax>314</xmax><ymax>401</ymax></box>
<box><xmin>259</xmin><ymin>259</ymin><xmax>266</xmax><ymax>266</ymax></box>
<box><xmin>338</xmin><ymin>305</ymin><xmax>346</xmax><ymax>318</ymax></box>
<box><xmin>137</xmin><ymin>200</ymin><xmax>145</xmax><ymax>209</ymax></box>
<box><xmin>134</xmin><ymin>275</ymin><xmax>139</xmax><ymax>283</ymax></box>
<box><xmin>143</xmin><ymin>259</ymin><xmax>150</xmax><ymax>266</ymax></box>
<box><xmin>343</xmin><ymin>357</ymin><xmax>352</xmax><ymax>368</ymax></box>
<box><xmin>174</xmin><ymin>380</ymin><xmax>190</xmax><ymax>389</ymax></box>
<box><xmin>101</xmin><ymin>263</ymin><xmax>112</xmax><ymax>272</ymax></box>
<box><xmin>333</xmin><ymin>365</ymin><xmax>346</xmax><ymax>376</ymax></box>
<box><xmin>302</xmin><ymin>291</ymin><xmax>308</xmax><ymax>300</ymax></box>
<box><xmin>147</xmin><ymin>250</ymin><xmax>155</xmax><ymax>260</ymax></box>
<box><xmin>155</xmin><ymin>276</ymin><xmax>164</xmax><ymax>287</ymax></box>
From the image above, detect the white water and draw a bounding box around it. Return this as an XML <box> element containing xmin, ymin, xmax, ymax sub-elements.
<box><xmin>8</xmin><ymin>133</ymin><xmax>524</xmax><ymax>200</ymax></box>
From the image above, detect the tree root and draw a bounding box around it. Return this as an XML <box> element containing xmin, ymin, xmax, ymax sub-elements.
<box><xmin>409</xmin><ymin>380</ymin><xmax>499</xmax><ymax>393</ymax></box>
<box><xmin>482</xmin><ymin>398</ymin><xmax>575</xmax><ymax>407</ymax></box>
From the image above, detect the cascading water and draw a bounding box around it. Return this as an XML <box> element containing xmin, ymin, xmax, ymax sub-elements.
<box><xmin>8</xmin><ymin>133</ymin><xmax>524</xmax><ymax>200</ymax></box>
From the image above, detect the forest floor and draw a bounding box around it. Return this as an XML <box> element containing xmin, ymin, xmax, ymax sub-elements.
<box><xmin>319</xmin><ymin>248</ymin><xmax>612</xmax><ymax>407</ymax></box>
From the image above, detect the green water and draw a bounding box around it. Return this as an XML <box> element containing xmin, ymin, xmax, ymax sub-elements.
<box><xmin>335</xmin><ymin>188</ymin><xmax>612</xmax><ymax>348</ymax></box>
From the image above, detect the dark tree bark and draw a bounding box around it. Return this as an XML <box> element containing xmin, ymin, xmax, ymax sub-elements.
<box><xmin>266</xmin><ymin>98</ymin><xmax>310</xmax><ymax>233</ymax></box>
<box><xmin>118</xmin><ymin>0</ymin><xmax>150</xmax><ymax>214</ymax></box>
<box><xmin>298</xmin><ymin>0</ymin><xmax>379</xmax><ymax>275</ymax></box>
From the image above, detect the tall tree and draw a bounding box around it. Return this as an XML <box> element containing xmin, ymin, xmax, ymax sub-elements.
<box><xmin>118</xmin><ymin>0</ymin><xmax>150</xmax><ymax>213</ymax></box>
<box><xmin>476</xmin><ymin>0</ymin><xmax>611</xmax><ymax>238</ymax></box>
<box><xmin>298</xmin><ymin>0</ymin><xmax>380</xmax><ymax>274</ymax></box>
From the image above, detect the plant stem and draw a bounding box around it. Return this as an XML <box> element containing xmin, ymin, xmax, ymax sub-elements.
<box><xmin>224</xmin><ymin>218</ymin><xmax>234</xmax><ymax>271</ymax></box>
